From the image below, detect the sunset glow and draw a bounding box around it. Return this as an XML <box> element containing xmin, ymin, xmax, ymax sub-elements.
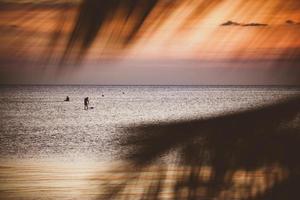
<box><xmin>1</xmin><ymin>2</ymin><xmax>300</xmax><ymax>199</ymax></box>
<box><xmin>0</xmin><ymin>0</ymin><xmax>299</xmax><ymax>84</ymax></box>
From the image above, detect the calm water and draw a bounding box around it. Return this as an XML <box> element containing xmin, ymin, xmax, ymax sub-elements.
<box><xmin>0</xmin><ymin>85</ymin><xmax>299</xmax><ymax>161</ymax></box>
<box><xmin>0</xmin><ymin>86</ymin><xmax>299</xmax><ymax>200</ymax></box>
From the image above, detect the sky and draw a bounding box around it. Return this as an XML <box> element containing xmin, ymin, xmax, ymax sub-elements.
<box><xmin>0</xmin><ymin>0</ymin><xmax>299</xmax><ymax>85</ymax></box>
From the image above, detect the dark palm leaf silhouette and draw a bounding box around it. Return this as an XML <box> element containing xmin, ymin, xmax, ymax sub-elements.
<box><xmin>98</xmin><ymin>95</ymin><xmax>300</xmax><ymax>200</ymax></box>
<box><xmin>42</xmin><ymin>2</ymin><xmax>300</xmax><ymax>198</ymax></box>
<box><xmin>60</xmin><ymin>0</ymin><xmax>226</xmax><ymax>64</ymax></box>
<box><xmin>61</xmin><ymin>0</ymin><xmax>161</xmax><ymax>63</ymax></box>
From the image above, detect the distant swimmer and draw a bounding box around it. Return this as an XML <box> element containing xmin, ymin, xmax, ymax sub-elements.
<box><xmin>84</xmin><ymin>97</ymin><xmax>89</xmax><ymax>110</ymax></box>
<box><xmin>64</xmin><ymin>96</ymin><xmax>70</xmax><ymax>102</ymax></box>
<box><xmin>102</xmin><ymin>94</ymin><xmax>104</xmax><ymax>97</ymax></box>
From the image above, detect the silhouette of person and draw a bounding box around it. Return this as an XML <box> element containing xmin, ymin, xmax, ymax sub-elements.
<box><xmin>84</xmin><ymin>97</ymin><xmax>89</xmax><ymax>110</ymax></box>
<box><xmin>65</xmin><ymin>96</ymin><xmax>70</xmax><ymax>102</ymax></box>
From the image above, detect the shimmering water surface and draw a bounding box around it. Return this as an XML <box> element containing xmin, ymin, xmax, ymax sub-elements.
<box><xmin>0</xmin><ymin>85</ymin><xmax>299</xmax><ymax>161</ymax></box>
<box><xmin>0</xmin><ymin>86</ymin><xmax>299</xmax><ymax>200</ymax></box>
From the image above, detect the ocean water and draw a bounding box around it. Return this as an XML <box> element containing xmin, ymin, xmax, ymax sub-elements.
<box><xmin>0</xmin><ymin>85</ymin><xmax>299</xmax><ymax>161</ymax></box>
<box><xmin>0</xmin><ymin>85</ymin><xmax>300</xmax><ymax>200</ymax></box>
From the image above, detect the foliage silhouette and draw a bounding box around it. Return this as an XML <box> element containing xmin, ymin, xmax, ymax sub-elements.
<box><xmin>98</xmin><ymin>95</ymin><xmax>300</xmax><ymax>200</ymax></box>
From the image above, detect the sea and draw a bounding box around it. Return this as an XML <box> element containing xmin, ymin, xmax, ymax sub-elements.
<box><xmin>0</xmin><ymin>85</ymin><xmax>299</xmax><ymax>199</ymax></box>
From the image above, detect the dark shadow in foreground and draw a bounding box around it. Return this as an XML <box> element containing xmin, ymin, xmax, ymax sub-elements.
<box><xmin>98</xmin><ymin>95</ymin><xmax>300</xmax><ymax>200</ymax></box>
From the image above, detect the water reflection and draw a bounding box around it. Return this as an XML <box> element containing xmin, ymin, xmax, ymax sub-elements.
<box><xmin>0</xmin><ymin>94</ymin><xmax>299</xmax><ymax>200</ymax></box>
<box><xmin>98</xmin><ymin>95</ymin><xmax>300</xmax><ymax>200</ymax></box>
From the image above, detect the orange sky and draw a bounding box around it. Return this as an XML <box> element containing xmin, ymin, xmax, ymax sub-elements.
<box><xmin>0</xmin><ymin>0</ymin><xmax>299</xmax><ymax>84</ymax></box>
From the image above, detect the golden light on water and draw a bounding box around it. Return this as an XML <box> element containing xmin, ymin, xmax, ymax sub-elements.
<box><xmin>0</xmin><ymin>2</ymin><xmax>300</xmax><ymax>199</ymax></box>
<box><xmin>0</xmin><ymin>160</ymin><xmax>289</xmax><ymax>199</ymax></box>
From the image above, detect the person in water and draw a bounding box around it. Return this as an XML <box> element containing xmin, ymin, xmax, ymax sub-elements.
<box><xmin>84</xmin><ymin>97</ymin><xmax>89</xmax><ymax>110</ymax></box>
<box><xmin>65</xmin><ymin>96</ymin><xmax>70</xmax><ymax>102</ymax></box>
